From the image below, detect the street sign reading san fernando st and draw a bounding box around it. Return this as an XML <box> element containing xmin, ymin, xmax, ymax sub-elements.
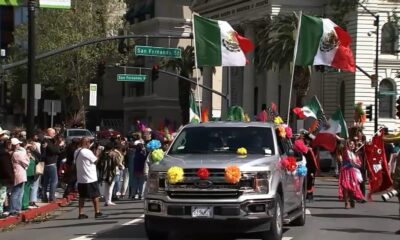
<box><xmin>0</xmin><ymin>0</ymin><xmax>71</xmax><ymax>8</ymax></box>
<box><xmin>117</xmin><ymin>74</ymin><xmax>147</xmax><ymax>82</ymax></box>
<box><xmin>135</xmin><ymin>45</ymin><xmax>181</xmax><ymax>58</ymax></box>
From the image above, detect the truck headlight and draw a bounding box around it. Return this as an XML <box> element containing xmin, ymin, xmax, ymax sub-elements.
<box><xmin>253</xmin><ymin>171</ymin><xmax>270</xmax><ymax>193</ymax></box>
<box><xmin>147</xmin><ymin>172</ymin><xmax>159</xmax><ymax>193</ymax></box>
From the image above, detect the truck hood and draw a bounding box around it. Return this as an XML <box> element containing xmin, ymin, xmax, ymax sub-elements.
<box><xmin>150</xmin><ymin>154</ymin><xmax>279</xmax><ymax>172</ymax></box>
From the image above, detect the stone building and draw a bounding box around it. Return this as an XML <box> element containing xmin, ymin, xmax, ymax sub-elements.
<box><xmin>192</xmin><ymin>0</ymin><xmax>400</xmax><ymax>136</ymax></box>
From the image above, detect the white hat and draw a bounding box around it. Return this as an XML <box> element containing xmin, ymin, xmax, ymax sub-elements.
<box><xmin>11</xmin><ymin>138</ymin><xmax>22</xmax><ymax>145</ymax></box>
<box><xmin>0</xmin><ymin>127</ymin><xmax>8</xmax><ymax>136</ymax></box>
<box><xmin>134</xmin><ymin>139</ymin><xmax>144</xmax><ymax>146</ymax></box>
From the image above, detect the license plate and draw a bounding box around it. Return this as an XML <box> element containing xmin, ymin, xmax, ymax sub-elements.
<box><xmin>191</xmin><ymin>206</ymin><xmax>213</xmax><ymax>218</ymax></box>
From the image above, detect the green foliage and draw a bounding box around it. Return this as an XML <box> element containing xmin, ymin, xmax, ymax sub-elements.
<box><xmin>256</xmin><ymin>14</ymin><xmax>298</xmax><ymax>71</ymax></box>
<box><xmin>328</xmin><ymin>0</ymin><xmax>360</xmax><ymax>27</ymax></box>
<box><xmin>10</xmin><ymin>0</ymin><xmax>122</xmax><ymax>116</ymax></box>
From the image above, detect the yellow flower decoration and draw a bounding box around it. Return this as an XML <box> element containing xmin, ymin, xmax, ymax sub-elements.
<box><xmin>167</xmin><ymin>166</ymin><xmax>184</xmax><ymax>184</ymax></box>
<box><xmin>236</xmin><ymin>147</ymin><xmax>247</xmax><ymax>155</ymax></box>
<box><xmin>274</xmin><ymin>116</ymin><xmax>284</xmax><ymax>124</ymax></box>
<box><xmin>244</xmin><ymin>114</ymin><xmax>251</xmax><ymax>122</ymax></box>
<box><xmin>225</xmin><ymin>165</ymin><xmax>241</xmax><ymax>184</ymax></box>
<box><xmin>151</xmin><ymin>149</ymin><xmax>164</xmax><ymax>163</ymax></box>
<box><xmin>277</xmin><ymin>126</ymin><xmax>286</xmax><ymax>138</ymax></box>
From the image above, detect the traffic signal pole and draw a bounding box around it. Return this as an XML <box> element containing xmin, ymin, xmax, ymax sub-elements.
<box><xmin>27</xmin><ymin>0</ymin><xmax>36</xmax><ymax>138</ymax></box>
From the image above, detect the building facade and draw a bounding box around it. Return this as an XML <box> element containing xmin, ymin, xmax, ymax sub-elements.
<box><xmin>192</xmin><ymin>0</ymin><xmax>400</xmax><ymax>136</ymax></box>
<box><xmin>122</xmin><ymin>0</ymin><xmax>195</xmax><ymax>132</ymax></box>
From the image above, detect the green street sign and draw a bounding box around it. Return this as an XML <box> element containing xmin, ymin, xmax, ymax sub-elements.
<box><xmin>0</xmin><ymin>0</ymin><xmax>71</xmax><ymax>8</ymax></box>
<box><xmin>135</xmin><ymin>45</ymin><xmax>181</xmax><ymax>58</ymax></box>
<box><xmin>117</xmin><ymin>74</ymin><xmax>146</xmax><ymax>82</ymax></box>
<box><xmin>0</xmin><ymin>0</ymin><xmax>25</xmax><ymax>6</ymax></box>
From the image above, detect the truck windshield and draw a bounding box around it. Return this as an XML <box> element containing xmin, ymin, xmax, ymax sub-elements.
<box><xmin>169</xmin><ymin>127</ymin><xmax>275</xmax><ymax>155</ymax></box>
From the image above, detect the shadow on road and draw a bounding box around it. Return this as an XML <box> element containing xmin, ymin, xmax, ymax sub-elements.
<box><xmin>32</xmin><ymin>221</ymin><xmax>119</xmax><ymax>229</ymax></box>
<box><xmin>320</xmin><ymin>227</ymin><xmax>396</xmax><ymax>235</ymax></box>
<box><xmin>312</xmin><ymin>213</ymin><xmax>399</xmax><ymax>220</ymax></box>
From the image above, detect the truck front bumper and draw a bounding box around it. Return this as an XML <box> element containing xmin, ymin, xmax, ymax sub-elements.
<box><xmin>145</xmin><ymin>214</ymin><xmax>272</xmax><ymax>234</ymax></box>
<box><xmin>144</xmin><ymin>198</ymin><xmax>275</xmax><ymax>232</ymax></box>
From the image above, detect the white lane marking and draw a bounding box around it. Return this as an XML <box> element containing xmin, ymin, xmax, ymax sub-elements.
<box><xmin>122</xmin><ymin>214</ymin><xmax>145</xmax><ymax>225</ymax></box>
<box><xmin>282</xmin><ymin>237</ymin><xmax>294</xmax><ymax>240</ymax></box>
<box><xmin>68</xmin><ymin>234</ymin><xmax>95</xmax><ymax>240</ymax></box>
<box><xmin>306</xmin><ymin>208</ymin><xmax>311</xmax><ymax>215</ymax></box>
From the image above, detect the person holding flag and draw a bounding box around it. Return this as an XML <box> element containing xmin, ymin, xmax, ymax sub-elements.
<box><xmin>337</xmin><ymin>140</ymin><xmax>364</xmax><ymax>209</ymax></box>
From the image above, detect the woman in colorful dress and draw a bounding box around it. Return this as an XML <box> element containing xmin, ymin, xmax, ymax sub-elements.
<box><xmin>337</xmin><ymin>140</ymin><xmax>364</xmax><ymax>209</ymax></box>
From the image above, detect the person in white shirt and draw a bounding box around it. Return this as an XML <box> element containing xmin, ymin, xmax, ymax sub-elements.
<box><xmin>75</xmin><ymin>137</ymin><xmax>106</xmax><ymax>219</ymax></box>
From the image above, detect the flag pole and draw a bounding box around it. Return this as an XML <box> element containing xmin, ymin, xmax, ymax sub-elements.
<box><xmin>228</xmin><ymin>67</ymin><xmax>231</xmax><ymax>108</ymax></box>
<box><xmin>287</xmin><ymin>11</ymin><xmax>303</xmax><ymax>125</ymax></box>
<box><xmin>192</xmin><ymin>13</ymin><xmax>202</xmax><ymax>122</ymax></box>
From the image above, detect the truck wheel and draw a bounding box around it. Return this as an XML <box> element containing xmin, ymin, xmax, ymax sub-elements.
<box><xmin>291</xmin><ymin>191</ymin><xmax>306</xmax><ymax>226</ymax></box>
<box><xmin>261</xmin><ymin>194</ymin><xmax>283</xmax><ymax>240</ymax></box>
<box><xmin>145</xmin><ymin>217</ymin><xmax>168</xmax><ymax>240</ymax></box>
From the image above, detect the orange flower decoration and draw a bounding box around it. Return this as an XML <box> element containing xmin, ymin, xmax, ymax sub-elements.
<box><xmin>225</xmin><ymin>165</ymin><xmax>241</xmax><ymax>184</ymax></box>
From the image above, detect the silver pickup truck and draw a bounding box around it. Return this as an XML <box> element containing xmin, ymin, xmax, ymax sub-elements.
<box><xmin>144</xmin><ymin>122</ymin><xmax>306</xmax><ymax>240</ymax></box>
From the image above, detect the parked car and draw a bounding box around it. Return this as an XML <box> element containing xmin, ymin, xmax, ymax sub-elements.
<box><xmin>96</xmin><ymin>129</ymin><xmax>121</xmax><ymax>139</ymax></box>
<box><xmin>64</xmin><ymin>128</ymin><xmax>94</xmax><ymax>144</ymax></box>
<box><xmin>144</xmin><ymin>122</ymin><xmax>306</xmax><ymax>240</ymax></box>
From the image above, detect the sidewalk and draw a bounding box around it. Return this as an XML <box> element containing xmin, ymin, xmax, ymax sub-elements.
<box><xmin>0</xmin><ymin>192</ymin><xmax>78</xmax><ymax>230</ymax></box>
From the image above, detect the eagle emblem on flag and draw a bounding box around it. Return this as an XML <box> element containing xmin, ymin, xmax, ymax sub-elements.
<box><xmin>222</xmin><ymin>31</ymin><xmax>241</xmax><ymax>52</ymax></box>
<box><xmin>320</xmin><ymin>31</ymin><xmax>339</xmax><ymax>52</ymax></box>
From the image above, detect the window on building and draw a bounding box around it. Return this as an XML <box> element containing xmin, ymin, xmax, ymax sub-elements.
<box><xmin>340</xmin><ymin>81</ymin><xmax>345</xmax><ymax>116</ymax></box>
<box><xmin>379</xmin><ymin>79</ymin><xmax>395</xmax><ymax>118</ymax></box>
<box><xmin>381</xmin><ymin>22</ymin><xmax>399</xmax><ymax>54</ymax></box>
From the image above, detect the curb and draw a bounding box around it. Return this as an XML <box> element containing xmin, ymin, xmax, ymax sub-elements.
<box><xmin>0</xmin><ymin>192</ymin><xmax>78</xmax><ymax>230</ymax></box>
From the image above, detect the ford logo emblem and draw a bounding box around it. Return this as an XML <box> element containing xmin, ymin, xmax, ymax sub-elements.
<box><xmin>194</xmin><ymin>180</ymin><xmax>213</xmax><ymax>189</ymax></box>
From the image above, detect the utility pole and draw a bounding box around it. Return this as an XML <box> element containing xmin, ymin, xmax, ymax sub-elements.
<box><xmin>27</xmin><ymin>0</ymin><xmax>37</xmax><ymax>138</ymax></box>
<box><xmin>357</xmin><ymin>1</ymin><xmax>379</xmax><ymax>132</ymax></box>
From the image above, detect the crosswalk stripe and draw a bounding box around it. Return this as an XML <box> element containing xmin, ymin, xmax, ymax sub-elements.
<box><xmin>282</xmin><ymin>237</ymin><xmax>294</xmax><ymax>240</ymax></box>
<box><xmin>122</xmin><ymin>214</ymin><xmax>145</xmax><ymax>225</ymax></box>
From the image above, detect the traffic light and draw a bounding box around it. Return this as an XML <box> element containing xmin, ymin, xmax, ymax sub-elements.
<box><xmin>151</xmin><ymin>64</ymin><xmax>159</xmax><ymax>81</ymax></box>
<box><xmin>366</xmin><ymin>105</ymin><xmax>373</xmax><ymax>121</ymax></box>
<box><xmin>396</xmin><ymin>96</ymin><xmax>400</xmax><ymax>118</ymax></box>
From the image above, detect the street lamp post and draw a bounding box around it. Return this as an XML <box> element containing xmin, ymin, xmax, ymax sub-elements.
<box><xmin>357</xmin><ymin>1</ymin><xmax>379</xmax><ymax>132</ymax></box>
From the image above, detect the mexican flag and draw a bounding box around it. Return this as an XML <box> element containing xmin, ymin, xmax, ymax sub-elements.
<box><xmin>189</xmin><ymin>92</ymin><xmax>200</xmax><ymax>123</ymax></box>
<box><xmin>311</xmin><ymin>108</ymin><xmax>348</xmax><ymax>152</ymax></box>
<box><xmin>295</xmin><ymin>14</ymin><xmax>355</xmax><ymax>72</ymax></box>
<box><xmin>293</xmin><ymin>96</ymin><xmax>324</xmax><ymax>119</ymax></box>
<box><xmin>193</xmin><ymin>15</ymin><xmax>254</xmax><ymax>66</ymax></box>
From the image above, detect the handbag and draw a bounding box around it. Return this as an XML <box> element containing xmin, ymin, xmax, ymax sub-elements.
<box><xmin>35</xmin><ymin>161</ymin><xmax>45</xmax><ymax>175</ymax></box>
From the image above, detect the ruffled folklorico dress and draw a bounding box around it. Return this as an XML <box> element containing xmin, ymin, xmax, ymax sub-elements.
<box><xmin>338</xmin><ymin>147</ymin><xmax>364</xmax><ymax>200</ymax></box>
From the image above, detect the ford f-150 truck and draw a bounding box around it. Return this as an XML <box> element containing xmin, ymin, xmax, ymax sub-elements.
<box><xmin>144</xmin><ymin>122</ymin><xmax>306</xmax><ymax>240</ymax></box>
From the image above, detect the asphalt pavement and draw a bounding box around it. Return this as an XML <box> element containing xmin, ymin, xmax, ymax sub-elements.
<box><xmin>1</xmin><ymin>177</ymin><xmax>399</xmax><ymax>240</ymax></box>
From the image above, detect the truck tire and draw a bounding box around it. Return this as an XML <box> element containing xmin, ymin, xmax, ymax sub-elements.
<box><xmin>291</xmin><ymin>191</ymin><xmax>306</xmax><ymax>226</ymax></box>
<box><xmin>145</xmin><ymin>217</ymin><xmax>168</xmax><ymax>240</ymax></box>
<box><xmin>260</xmin><ymin>194</ymin><xmax>283</xmax><ymax>240</ymax></box>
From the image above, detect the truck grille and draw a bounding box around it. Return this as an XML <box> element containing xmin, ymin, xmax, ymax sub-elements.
<box><xmin>164</xmin><ymin>169</ymin><xmax>247</xmax><ymax>199</ymax></box>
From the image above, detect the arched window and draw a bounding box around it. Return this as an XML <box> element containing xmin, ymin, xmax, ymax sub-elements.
<box><xmin>381</xmin><ymin>22</ymin><xmax>399</xmax><ymax>54</ymax></box>
<box><xmin>339</xmin><ymin>81</ymin><xmax>345</xmax><ymax>116</ymax></box>
<box><xmin>379</xmin><ymin>79</ymin><xmax>396</xmax><ymax>118</ymax></box>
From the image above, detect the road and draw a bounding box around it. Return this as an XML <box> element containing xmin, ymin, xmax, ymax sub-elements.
<box><xmin>1</xmin><ymin>177</ymin><xmax>399</xmax><ymax>240</ymax></box>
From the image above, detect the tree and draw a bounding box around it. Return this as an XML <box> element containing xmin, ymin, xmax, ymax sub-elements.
<box><xmin>11</xmin><ymin>0</ymin><xmax>123</xmax><ymax>126</ymax></box>
<box><xmin>256</xmin><ymin>13</ymin><xmax>311</xmax><ymax>106</ymax></box>
<box><xmin>160</xmin><ymin>46</ymin><xmax>195</xmax><ymax>124</ymax></box>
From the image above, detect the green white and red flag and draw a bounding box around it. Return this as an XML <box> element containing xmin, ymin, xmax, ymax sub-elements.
<box><xmin>293</xmin><ymin>96</ymin><xmax>324</xmax><ymax>120</ymax></box>
<box><xmin>295</xmin><ymin>14</ymin><xmax>355</xmax><ymax>72</ymax></box>
<box><xmin>193</xmin><ymin>15</ymin><xmax>254</xmax><ymax>66</ymax></box>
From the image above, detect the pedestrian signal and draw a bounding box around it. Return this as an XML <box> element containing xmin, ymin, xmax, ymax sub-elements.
<box><xmin>366</xmin><ymin>105</ymin><xmax>373</xmax><ymax>121</ymax></box>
